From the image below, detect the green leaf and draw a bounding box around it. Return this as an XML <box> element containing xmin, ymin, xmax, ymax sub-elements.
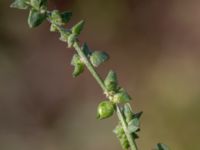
<box><xmin>113</xmin><ymin>89</ymin><xmax>131</xmax><ymax>104</ymax></box>
<box><xmin>71</xmin><ymin>54</ymin><xmax>84</xmax><ymax>77</ymax></box>
<box><xmin>113</xmin><ymin>124</ymin><xmax>124</xmax><ymax>138</ymax></box>
<box><xmin>28</xmin><ymin>9</ymin><xmax>46</xmax><ymax>28</ymax></box>
<box><xmin>82</xmin><ymin>43</ymin><xmax>91</xmax><ymax>57</ymax></box>
<box><xmin>51</xmin><ymin>10</ymin><xmax>72</xmax><ymax>26</ymax></box>
<box><xmin>128</xmin><ymin>118</ymin><xmax>140</xmax><ymax>133</ymax></box>
<box><xmin>113</xmin><ymin>124</ymin><xmax>130</xmax><ymax>150</ymax></box>
<box><xmin>30</xmin><ymin>0</ymin><xmax>47</xmax><ymax>9</ymax></box>
<box><xmin>72</xmin><ymin>20</ymin><xmax>85</xmax><ymax>35</ymax></box>
<box><xmin>72</xmin><ymin>64</ymin><xmax>84</xmax><ymax>77</ymax></box>
<box><xmin>104</xmin><ymin>70</ymin><xmax>118</xmax><ymax>92</ymax></box>
<box><xmin>133</xmin><ymin>111</ymin><xmax>143</xmax><ymax>120</ymax></box>
<box><xmin>61</xmin><ymin>11</ymin><xmax>72</xmax><ymax>24</ymax></box>
<box><xmin>90</xmin><ymin>51</ymin><xmax>109</xmax><ymax>67</ymax></box>
<box><xmin>155</xmin><ymin>143</ymin><xmax>170</xmax><ymax>150</ymax></box>
<box><xmin>59</xmin><ymin>29</ymin><xmax>70</xmax><ymax>42</ymax></box>
<box><xmin>51</xmin><ymin>10</ymin><xmax>63</xmax><ymax>25</ymax></box>
<box><xmin>97</xmin><ymin>101</ymin><xmax>114</xmax><ymax>120</ymax></box>
<box><xmin>123</xmin><ymin>103</ymin><xmax>134</xmax><ymax>123</ymax></box>
<box><xmin>10</xmin><ymin>0</ymin><xmax>29</xmax><ymax>9</ymax></box>
<box><xmin>68</xmin><ymin>34</ymin><xmax>77</xmax><ymax>47</ymax></box>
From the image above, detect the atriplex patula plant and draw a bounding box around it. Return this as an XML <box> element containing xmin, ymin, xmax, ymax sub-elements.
<box><xmin>10</xmin><ymin>0</ymin><xmax>170</xmax><ymax>150</ymax></box>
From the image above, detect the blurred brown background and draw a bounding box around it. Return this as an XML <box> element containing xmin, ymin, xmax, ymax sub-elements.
<box><xmin>0</xmin><ymin>0</ymin><xmax>200</xmax><ymax>150</ymax></box>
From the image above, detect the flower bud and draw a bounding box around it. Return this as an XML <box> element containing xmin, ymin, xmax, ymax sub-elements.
<box><xmin>97</xmin><ymin>101</ymin><xmax>114</xmax><ymax>120</ymax></box>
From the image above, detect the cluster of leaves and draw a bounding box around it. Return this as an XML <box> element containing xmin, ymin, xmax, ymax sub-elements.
<box><xmin>10</xmin><ymin>1</ymin><xmax>170</xmax><ymax>150</ymax></box>
<box><xmin>113</xmin><ymin>104</ymin><xmax>142</xmax><ymax>149</ymax></box>
<box><xmin>11</xmin><ymin>0</ymin><xmax>48</xmax><ymax>28</ymax></box>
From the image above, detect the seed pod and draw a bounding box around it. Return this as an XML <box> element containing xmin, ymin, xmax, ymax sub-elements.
<box><xmin>71</xmin><ymin>54</ymin><xmax>84</xmax><ymax>77</ymax></box>
<box><xmin>113</xmin><ymin>89</ymin><xmax>131</xmax><ymax>104</ymax></box>
<box><xmin>104</xmin><ymin>70</ymin><xmax>118</xmax><ymax>91</ymax></box>
<box><xmin>97</xmin><ymin>101</ymin><xmax>114</xmax><ymax>120</ymax></box>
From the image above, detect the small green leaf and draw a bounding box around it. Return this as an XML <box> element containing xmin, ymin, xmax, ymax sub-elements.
<box><xmin>72</xmin><ymin>20</ymin><xmax>85</xmax><ymax>35</ymax></box>
<box><xmin>51</xmin><ymin>10</ymin><xmax>63</xmax><ymax>25</ymax></box>
<box><xmin>128</xmin><ymin>118</ymin><xmax>140</xmax><ymax>133</ymax></box>
<box><xmin>104</xmin><ymin>70</ymin><xmax>118</xmax><ymax>91</ymax></box>
<box><xmin>90</xmin><ymin>51</ymin><xmax>109</xmax><ymax>67</ymax></box>
<box><xmin>133</xmin><ymin>111</ymin><xmax>143</xmax><ymax>120</ymax></box>
<box><xmin>123</xmin><ymin>103</ymin><xmax>134</xmax><ymax>123</ymax></box>
<box><xmin>155</xmin><ymin>143</ymin><xmax>170</xmax><ymax>150</ymax></box>
<box><xmin>82</xmin><ymin>43</ymin><xmax>91</xmax><ymax>57</ymax></box>
<box><xmin>72</xmin><ymin>64</ymin><xmax>84</xmax><ymax>77</ymax></box>
<box><xmin>68</xmin><ymin>34</ymin><xmax>77</xmax><ymax>47</ymax></box>
<box><xmin>71</xmin><ymin>54</ymin><xmax>84</xmax><ymax>77</ymax></box>
<box><xmin>71</xmin><ymin>54</ymin><xmax>80</xmax><ymax>66</ymax></box>
<box><xmin>61</xmin><ymin>11</ymin><xmax>72</xmax><ymax>24</ymax></box>
<box><xmin>97</xmin><ymin>101</ymin><xmax>114</xmax><ymax>120</ymax></box>
<box><xmin>113</xmin><ymin>124</ymin><xmax>124</xmax><ymax>138</ymax></box>
<box><xmin>51</xmin><ymin>10</ymin><xmax>72</xmax><ymax>26</ymax></box>
<box><xmin>30</xmin><ymin>0</ymin><xmax>47</xmax><ymax>9</ymax></box>
<box><xmin>10</xmin><ymin>0</ymin><xmax>29</xmax><ymax>9</ymax></box>
<box><xmin>113</xmin><ymin>89</ymin><xmax>131</xmax><ymax>104</ymax></box>
<box><xmin>114</xmin><ymin>123</ymin><xmax>130</xmax><ymax>149</ymax></box>
<box><xmin>28</xmin><ymin>9</ymin><xmax>46</xmax><ymax>28</ymax></box>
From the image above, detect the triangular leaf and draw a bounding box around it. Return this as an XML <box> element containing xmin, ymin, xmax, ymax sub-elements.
<box><xmin>123</xmin><ymin>103</ymin><xmax>134</xmax><ymax>123</ymax></box>
<box><xmin>61</xmin><ymin>11</ymin><xmax>72</xmax><ymax>24</ymax></box>
<box><xmin>72</xmin><ymin>20</ymin><xmax>85</xmax><ymax>35</ymax></box>
<box><xmin>10</xmin><ymin>0</ymin><xmax>29</xmax><ymax>9</ymax></box>
<box><xmin>90</xmin><ymin>51</ymin><xmax>109</xmax><ymax>67</ymax></box>
<box><xmin>28</xmin><ymin>9</ymin><xmax>47</xmax><ymax>28</ymax></box>
<box><xmin>30</xmin><ymin>0</ymin><xmax>47</xmax><ymax>9</ymax></box>
<box><xmin>133</xmin><ymin>111</ymin><xmax>143</xmax><ymax>119</ymax></box>
<box><xmin>68</xmin><ymin>34</ymin><xmax>77</xmax><ymax>47</ymax></box>
<box><xmin>128</xmin><ymin>118</ymin><xmax>140</xmax><ymax>133</ymax></box>
<box><xmin>82</xmin><ymin>43</ymin><xmax>91</xmax><ymax>57</ymax></box>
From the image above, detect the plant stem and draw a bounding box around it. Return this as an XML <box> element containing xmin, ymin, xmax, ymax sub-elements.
<box><xmin>73</xmin><ymin>41</ymin><xmax>138</xmax><ymax>150</ymax></box>
<box><xmin>73</xmin><ymin>42</ymin><xmax>106</xmax><ymax>92</ymax></box>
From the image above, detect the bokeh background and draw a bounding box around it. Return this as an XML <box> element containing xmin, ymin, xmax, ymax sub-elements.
<box><xmin>0</xmin><ymin>0</ymin><xmax>200</xmax><ymax>149</ymax></box>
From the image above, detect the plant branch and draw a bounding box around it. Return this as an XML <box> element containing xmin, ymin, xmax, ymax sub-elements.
<box><xmin>73</xmin><ymin>41</ymin><xmax>138</xmax><ymax>150</ymax></box>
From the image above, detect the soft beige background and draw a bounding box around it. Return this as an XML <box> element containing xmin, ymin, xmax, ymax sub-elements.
<box><xmin>0</xmin><ymin>0</ymin><xmax>200</xmax><ymax>149</ymax></box>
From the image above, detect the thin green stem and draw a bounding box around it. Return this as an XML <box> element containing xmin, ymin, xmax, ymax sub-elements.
<box><xmin>47</xmin><ymin>14</ymin><xmax>138</xmax><ymax>150</ymax></box>
<box><xmin>73</xmin><ymin>42</ymin><xmax>107</xmax><ymax>92</ymax></box>
<box><xmin>73</xmin><ymin>41</ymin><xmax>138</xmax><ymax>150</ymax></box>
<box><xmin>116</xmin><ymin>106</ymin><xmax>138</xmax><ymax>150</ymax></box>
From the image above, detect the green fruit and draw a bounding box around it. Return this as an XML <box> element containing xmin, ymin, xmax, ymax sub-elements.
<box><xmin>97</xmin><ymin>101</ymin><xmax>114</xmax><ymax>120</ymax></box>
<box><xmin>104</xmin><ymin>70</ymin><xmax>118</xmax><ymax>91</ymax></box>
<box><xmin>113</xmin><ymin>89</ymin><xmax>131</xmax><ymax>104</ymax></box>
